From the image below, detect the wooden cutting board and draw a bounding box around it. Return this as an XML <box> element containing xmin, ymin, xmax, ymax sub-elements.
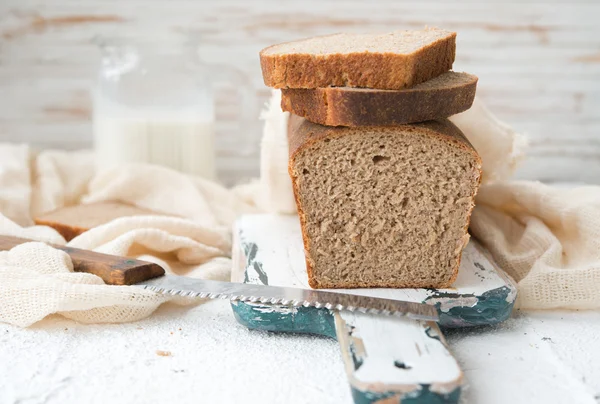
<box><xmin>230</xmin><ymin>214</ymin><xmax>518</xmax><ymax>404</ymax></box>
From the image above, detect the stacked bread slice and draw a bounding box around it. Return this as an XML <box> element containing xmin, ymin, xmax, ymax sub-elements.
<box><xmin>259</xmin><ymin>28</ymin><xmax>482</xmax><ymax>289</ymax></box>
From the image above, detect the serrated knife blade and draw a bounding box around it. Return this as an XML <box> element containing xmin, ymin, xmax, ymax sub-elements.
<box><xmin>0</xmin><ymin>236</ymin><xmax>438</xmax><ymax>322</ymax></box>
<box><xmin>136</xmin><ymin>275</ymin><xmax>439</xmax><ymax>322</ymax></box>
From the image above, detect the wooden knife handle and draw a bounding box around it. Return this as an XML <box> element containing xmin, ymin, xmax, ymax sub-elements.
<box><xmin>0</xmin><ymin>235</ymin><xmax>165</xmax><ymax>285</ymax></box>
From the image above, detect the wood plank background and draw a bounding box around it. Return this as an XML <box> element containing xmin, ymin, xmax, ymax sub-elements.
<box><xmin>0</xmin><ymin>0</ymin><xmax>598</xmax><ymax>185</ymax></box>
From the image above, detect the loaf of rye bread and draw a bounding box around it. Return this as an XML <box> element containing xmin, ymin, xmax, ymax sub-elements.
<box><xmin>260</xmin><ymin>28</ymin><xmax>456</xmax><ymax>90</ymax></box>
<box><xmin>281</xmin><ymin>72</ymin><xmax>478</xmax><ymax>126</ymax></box>
<box><xmin>287</xmin><ymin>114</ymin><xmax>482</xmax><ymax>289</ymax></box>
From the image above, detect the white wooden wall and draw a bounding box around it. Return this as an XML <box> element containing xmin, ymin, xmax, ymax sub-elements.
<box><xmin>0</xmin><ymin>0</ymin><xmax>598</xmax><ymax>185</ymax></box>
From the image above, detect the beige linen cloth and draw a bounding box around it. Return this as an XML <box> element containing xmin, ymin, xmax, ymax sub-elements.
<box><xmin>0</xmin><ymin>150</ymin><xmax>260</xmax><ymax>327</ymax></box>
<box><xmin>1</xmin><ymin>92</ymin><xmax>599</xmax><ymax>327</ymax></box>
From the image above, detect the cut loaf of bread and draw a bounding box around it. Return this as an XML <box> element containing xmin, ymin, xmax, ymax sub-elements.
<box><xmin>261</xmin><ymin>28</ymin><xmax>456</xmax><ymax>90</ymax></box>
<box><xmin>34</xmin><ymin>202</ymin><xmax>169</xmax><ymax>241</ymax></box>
<box><xmin>288</xmin><ymin>114</ymin><xmax>482</xmax><ymax>289</ymax></box>
<box><xmin>281</xmin><ymin>72</ymin><xmax>478</xmax><ymax>127</ymax></box>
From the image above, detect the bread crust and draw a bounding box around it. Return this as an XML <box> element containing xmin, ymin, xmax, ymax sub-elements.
<box><xmin>287</xmin><ymin>114</ymin><xmax>482</xmax><ymax>289</ymax></box>
<box><xmin>33</xmin><ymin>220</ymin><xmax>87</xmax><ymax>242</ymax></box>
<box><xmin>281</xmin><ymin>72</ymin><xmax>477</xmax><ymax>126</ymax></box>
<box><xmin>261</xmin><ymin>30</ymin><xmax>456</xmax><ymax>90</ymax></box>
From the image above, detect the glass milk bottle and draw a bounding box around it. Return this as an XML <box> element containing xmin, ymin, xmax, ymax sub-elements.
<box><xmin>92</xmin><ymin>38</ymin><xmax>254</xmax><ymax>180</ymax></box>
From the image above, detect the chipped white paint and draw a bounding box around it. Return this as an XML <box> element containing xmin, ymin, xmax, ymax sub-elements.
<box><xmin>337</xmin><ymin>312</ymin><xmax>462</xmax><ymax>393</ymax></box>
<box><xmin>250</xmin><ymin>305</ymin><xmax>297</xmax><ymax>315</ymax></box>
<box><xmin>235</xmin><ymin>214</ymin><xmax>517</xmax><ymax>312</ymax></box>
<box><xmin>478</xmin><ymin>242</ymin><xmax>519</xmax><ymax>304</ymax></box>
<box><xmin>231</xmin><ymin>221</ymin><xmax>301</xmax><ymax>315</ymax></box>
<box><xmin>427</xmin><ymin>296</ymin><xmax>479</xmax><ymax>313</ymax></box>
<box><xmin>0</xmin><ymin>1</ymin><xmax>599</xmax><ymax>184</ymax></box>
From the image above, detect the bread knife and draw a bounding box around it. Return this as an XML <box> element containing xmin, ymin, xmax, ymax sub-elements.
<box><xmin>0</xmin><ymin>236</ymin><xmax>438</xmax><ymax>322</ymax></box>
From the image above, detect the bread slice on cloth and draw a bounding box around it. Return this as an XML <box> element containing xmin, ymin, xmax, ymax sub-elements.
<box><xmin>34</xmin><ymin>202</ymin><xmax>169</xmax><ymax>241</ymax></box>
<box><xmin>281</xmin><ymin>72</ymin><xmax>477</xmax><ymax>126</ymax></box>
<box><xmin>287</xmin><ymin>114</ymin><xmax>482</xmax><ymax>289</ymax></box>
<box><xmin>261</xmin><ymin>28</ymin><xmax>456</xmax><ymax>90</ymax></box>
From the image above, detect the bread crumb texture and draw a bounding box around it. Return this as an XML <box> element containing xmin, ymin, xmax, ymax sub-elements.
<box><xmin>290</xmin><ymin>119</ymin><xmax>481</xmax><ymax>288</ymax></box>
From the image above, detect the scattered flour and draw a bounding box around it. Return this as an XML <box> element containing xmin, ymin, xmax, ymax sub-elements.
<box><xmin>445</xmin><ymin>310</ymin><xmax>600</xmax><ymax>404</ymax></box>
<box><xmin>0</xmin><ymin>300</ymin><xmax>351</xmax><ymax>404</ymax></box>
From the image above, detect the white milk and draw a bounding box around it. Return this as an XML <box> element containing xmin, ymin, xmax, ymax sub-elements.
<box><xmin>93</xmin><ymin>96</ymin><xmax>216</xmax><ymax>180</ymax></box>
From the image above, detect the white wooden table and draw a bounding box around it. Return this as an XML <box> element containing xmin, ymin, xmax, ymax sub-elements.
<box><xmin>1</xmin><ymin>301</ymin><xmax>598</xmax><ymax>404</ymax></box>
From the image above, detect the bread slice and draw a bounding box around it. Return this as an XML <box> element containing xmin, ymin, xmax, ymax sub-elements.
<box><xmin>260</xmin><ymin>28</ymin><xmax>456</xmax><ymax>90</ymax></box>
<box><xmin>281</xmin><ymin>72</ymin><xmax>477</xmax><ymax>127</ymax></box>
<box><xmin>34</xmin><ymin>202</ymin><xmax>168</xmax><ymax>241</ymax></box>
<box><xmin>288</xmin><ymin>114</ymin><xmax>482</xmax><ymax>289</ymax></box>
